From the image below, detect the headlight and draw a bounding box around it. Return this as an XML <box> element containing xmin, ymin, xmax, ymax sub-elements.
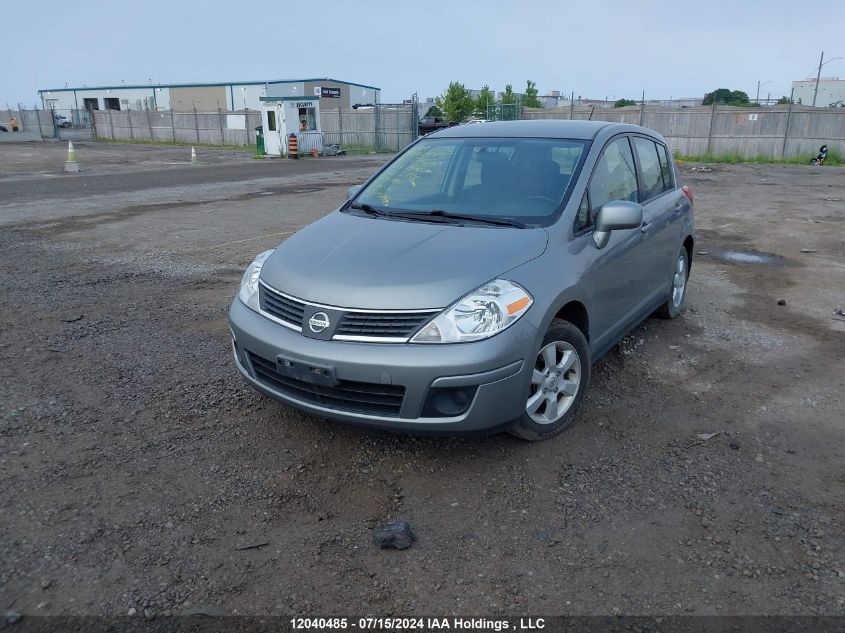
<box><xmin>411</xmin><ymin>279</ymin><xmax>532</xmax><ymax>343</ymax></box>
<box><xmin>237</xmin><ymin>249</ymin><xmax>274</xmax><ymax>312</ymax></box>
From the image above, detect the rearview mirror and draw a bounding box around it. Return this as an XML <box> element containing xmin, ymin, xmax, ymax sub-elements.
<box><xmin>592</xmin><ymin>200</ymin><xmax>643</xmax><ymax>249</ymax></box>
<box><xmin>346</xmin><ymin>185</ymin><xmax>363</xmax><ymax>200</ymax></box>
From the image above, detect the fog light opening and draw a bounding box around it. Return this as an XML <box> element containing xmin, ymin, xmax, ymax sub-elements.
<box><xmin>423</xmin><ymin>386</ymin><xmax>478</xmax><ymax>418</ymax></box>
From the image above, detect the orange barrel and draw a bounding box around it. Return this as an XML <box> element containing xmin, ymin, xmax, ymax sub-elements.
<box><xmin>287</xmin><ymin>133</ymin><xmax>299</xmax><ymax>159</ymax></box>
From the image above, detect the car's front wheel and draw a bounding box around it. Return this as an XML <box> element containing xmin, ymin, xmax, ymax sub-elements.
<box><xmin>654</xmin><ymin>247</ymin><xmax>690</xmax><ymax>319</ymax></box>
<box><xmin>509</xmin><ymin>319</ymin><xmax>590</xmax><ymax>441</ymax></box>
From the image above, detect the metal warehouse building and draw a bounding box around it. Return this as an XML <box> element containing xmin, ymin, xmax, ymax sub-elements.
<box><xmin>38</xmin><ymin>78</ymin><xmax>380</xmax><ymax>113</ymax></box>
<box><xmin>791</xmin><ymin>77</ymin><xmax>845</xmax><ymax>108</ymax></box>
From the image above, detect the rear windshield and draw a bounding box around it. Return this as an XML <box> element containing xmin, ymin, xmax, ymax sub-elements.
<box><xmin>350</xmin><ymin>137</ymin><xmax>589</xmax><ymax>226</ymax></box>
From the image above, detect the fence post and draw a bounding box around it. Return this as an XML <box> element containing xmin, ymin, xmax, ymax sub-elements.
<box><xmin>782</xmin><ymin>88</ymin><xmax>795</xmax><ymax>159</ymax></box>
<box><xmin>569</xmin><ymin>91</ymin><xmax>574</xmax><ymax>120</ymax></box>
<box><xmin>706</xmin><ymin>102</ymin><xmax>716</xmax><ymax>154</ymax></box>
<box><xmin>338</xmin><ymin>107</ymin><xmax>343</xmax><ymax>146</ymax></box>
<box><xmin>91</xmin><ymin>108</ymin><xmax>97</xmax><ymax>139</ymax></box>
<box><xmin>194</xmin><ymin>105</ymin><xmax>200</xmax><ymax>143</ymax></box>
<box><xmin>171</xmin><ymin>110</ymin><xmax>177</xmax><ymax>143</ymax></box>
<box><xmin>146</xmin><ymin>104</ymin><xmax>153</xmax><ymax>140</ymax></box>
<box><xmin>639</xmin><ymin>91</ymin><xmax>645</xmax><ymax>126</ymax></box>
<box><xmin>127</xmin><ymin>106</ymin><xmax>134</xmax><ymax>141</ymax></box>
<box><xmin>108</xmin><ymin>108</ymin><xmax>115</xmax><ymax>140</ymax></box>
<box><xmin>35</xmin><ymin>106</ymin><xmax>45</xmax><ymax>137</ymax></box>
<box><xmin>218</xmin><ymin>107</ymin><xmax>225</xmax><ymax>145</ymax></box>
<box><xmin>374</xmin><ymin>103</ymin><xmax>380</xmax><ymax>151</ymax></box>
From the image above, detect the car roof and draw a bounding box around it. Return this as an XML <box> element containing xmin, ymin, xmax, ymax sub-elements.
<box><xmin>428</xmin><ymin>119</ymin><xmax>651</xmax><ymax>141</ymax></box>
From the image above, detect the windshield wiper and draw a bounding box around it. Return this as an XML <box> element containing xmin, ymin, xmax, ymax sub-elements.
<box><xmin>393</xmin><ymin>209</ymin><xmax>526</xmax><ymax>228</ymax></box>
<box><xmin>349</xmin><ymin>202</ymin><xmax>390</xmax><ymax>217</ymax></box>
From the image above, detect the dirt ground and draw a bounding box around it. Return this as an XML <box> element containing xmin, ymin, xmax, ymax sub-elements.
<box><xmin>1</xmin><ymin>141</ymin><xmax>843</xmax><ymax>618</ymax></box>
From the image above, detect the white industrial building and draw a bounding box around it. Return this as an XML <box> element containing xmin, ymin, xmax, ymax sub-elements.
<box><xmin>38</xmin><ymin>78</ymin><xmax>380</xmax><ymax>113</ymax></box>
<box><xmin>791</xmin><ymin>77</ymin><xmax>845</xmax><ymax>107</ymax></box>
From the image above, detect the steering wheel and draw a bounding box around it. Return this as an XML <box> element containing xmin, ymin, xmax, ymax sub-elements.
<box><xmin>520</xmin><ymin>195</ymin><xmax>556</xmax><ymax>205</ymax></box>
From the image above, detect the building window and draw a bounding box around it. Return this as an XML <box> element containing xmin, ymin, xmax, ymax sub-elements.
<box><xmin>104</xmin><ymin>98</ymin><xmax>120</xmax><ymax>111</ymax></box>
<box><xmin>298</xmin><ymin>106</ymin><xmax>316</xmax><ymax>131</ymax></box>
<box><xmin>267</xmin><ymin>110</ymin><xmax>276</xmax><ymax>132</ymax></box>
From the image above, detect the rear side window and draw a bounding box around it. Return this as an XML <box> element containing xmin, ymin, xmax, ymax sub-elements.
<box><xmin>633</xmin><ymin>137</ymin><xmax>664</xmax><ymax>200</ymax></box>
<box><xmin>588</xmin><ymin>137</ymin><xmax>638</xmax><ymax>212</ymax></box>
<box><xmin>657</xmin><ymin>144</ymin><xmax>674</xmax><ymax>190</ymax></box>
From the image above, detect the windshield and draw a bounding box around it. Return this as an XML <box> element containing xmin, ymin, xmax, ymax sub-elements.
<box><xmin>348</xmin><ymin>137</ymin><xmax>589</xmax><ymax>226</ymax></box>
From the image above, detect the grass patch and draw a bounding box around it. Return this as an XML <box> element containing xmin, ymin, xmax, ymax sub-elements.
<box><xmin>675</xmin><ymin>148</ymin><xmax>844</xmax><ymax>166</ymax></box>
<box><xmin>93</xmin><ymin>136</ymin><xmax>396</xmax><ymax>156</ymax></box>
<box><xmin>93</xmin><ymin>137</ymin><xmax>251</xmax><ymax>152</ymax></box>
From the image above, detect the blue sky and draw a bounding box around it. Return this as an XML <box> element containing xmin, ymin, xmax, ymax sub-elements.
<box><xmin>3</xmin><ymin>0</ymin><xmax>844</xmax><ymax>107</ymax></box>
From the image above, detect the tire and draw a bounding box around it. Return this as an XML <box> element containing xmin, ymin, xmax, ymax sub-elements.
<box><xmin>654</xmin><ymin>247</ymin><xmax>690</xmax><ymax>319</ymax></box>
<box><xmin>509</xmin><ymin>319</ymin><xmax>591</xmax><ymax>441</ymax></box>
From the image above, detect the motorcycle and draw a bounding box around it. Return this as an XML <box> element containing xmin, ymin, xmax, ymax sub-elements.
<box><xmin>810</xmin><ymin>144</ymin><xmax>828</xmax><ymax>166</ymax></box>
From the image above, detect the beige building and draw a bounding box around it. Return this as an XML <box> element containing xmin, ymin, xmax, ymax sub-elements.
<box><xmin>39</xmin><ymin>78</ymin><xmax>381</xmax><ymax>113</ymax></box>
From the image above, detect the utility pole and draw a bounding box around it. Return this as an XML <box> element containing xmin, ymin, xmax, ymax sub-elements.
<box><xmin>812</xmin><ymin>51</ymin><xmax>824</xmax><ymax>107</ymax></box>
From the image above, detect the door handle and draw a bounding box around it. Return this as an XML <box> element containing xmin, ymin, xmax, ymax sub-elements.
<box><xmin>640</xmin><ymin>221</ymin><xmax>652</xmax><ymax>233</ymax></box>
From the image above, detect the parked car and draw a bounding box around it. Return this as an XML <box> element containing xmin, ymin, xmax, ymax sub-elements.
<box><xmin>229</xmin><ymin>120</ymin><xmax>694</xmax><ymax>440</ymax></box>
<box><xmin>53</xmin><ymin>113</ymin><xmax>72</xmax><ymax>128</ymax></box>
<box><xmin>0</xmin><ymin>124</ymin><xmax>7</xmax><ymax>132</ymax></box>
<box><xmin>418</xmin><ymin>116</ymin><xmax>451</xmax><ymax>135</ymax></box>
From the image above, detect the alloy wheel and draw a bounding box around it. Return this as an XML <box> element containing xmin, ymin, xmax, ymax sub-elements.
<box><xmin>672</xmin><ymin>254</ymin><xmax>687</xmax><ymax>307</ymax></box>
<box><xmin>526</xmin><ymin>341</ymin><xmax>581</xmax><ymax>424</ymax></box>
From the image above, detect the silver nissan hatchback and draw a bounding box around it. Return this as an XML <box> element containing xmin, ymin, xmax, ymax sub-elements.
<box><xmin>229</xmin><ymin>120</ymin><xmax>694</xmax><ymax>440</ymax></box>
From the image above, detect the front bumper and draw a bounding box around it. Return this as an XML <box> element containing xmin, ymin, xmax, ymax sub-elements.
<box><xmin>228</xmin><ymin>298</ymin><xmax>540</xmax><ymax>433</ymax></box>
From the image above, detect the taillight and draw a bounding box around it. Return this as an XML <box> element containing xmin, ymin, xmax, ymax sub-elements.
<box><xmin>682</xmin><ymin>185</ymin><xmax>694</xmax><ymax>203</ymax></box>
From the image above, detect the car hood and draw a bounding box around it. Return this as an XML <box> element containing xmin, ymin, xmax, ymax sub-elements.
<box><xmin>259</xmin><ymin>211</ymin><xmax>548</xmax><ymax>310</ymax></box>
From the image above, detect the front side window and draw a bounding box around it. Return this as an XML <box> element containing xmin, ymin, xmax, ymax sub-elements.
<box><xmin>633</xmin><ymin>137</ymin><xmax>664</xmax><ymax>201</ymax></box>
<box><xmin>588</xmin><ymin>137</ymin><xmax>639</xmax><ymax>211</ymax></box>
<box><xmin>351</xmin><ymin>137</ymin><xmax>589</xmax><ymax>226</ymax></box>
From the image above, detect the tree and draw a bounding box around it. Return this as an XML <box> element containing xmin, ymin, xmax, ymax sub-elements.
<box><xmin>434</xmin><ymin>81</ymin><xmax>475</xmax><ymax>123</ymax></box>
<box><xmin>776</xmin><ymin>96</ymin><xmax>791</xmax><ymax>105</ymax></box>
<box><xmin>500</xmin><ymin>84</ymin><xmax>517</xmax><ymax>105</ymax></box>
<box><xmin>423</xmin><ymin>105</ymin><xmax>443</xmax><ymax>119</ymax></box>
<box><xmin>614</xmin><ymin>98</ymin><xmax>637</xmax><ymax>108</ymax></box>
<box><xmin>474</xmin><ymin>85</ymin><xmax>495</xmax><ymax>117</ymax></box>
<box><xmin>522</xmin><ymin>80</ymin><xmax>542</xmax><ymax>108</ymax></box>
<box><xmin>702</xmin><ymin>88</ymin><xmax>752</xmax><ymax>106</ymax></box>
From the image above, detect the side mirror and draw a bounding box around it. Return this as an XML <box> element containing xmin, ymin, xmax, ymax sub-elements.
<box><xmin>346</xmin><ymin>185</ymin><xmax>363</xmax><ymax>200</ymax></box>
<box><xmin>592</xmin><ymin>200</ymin><xmax>643</xmax><ymax>249</ymax></box>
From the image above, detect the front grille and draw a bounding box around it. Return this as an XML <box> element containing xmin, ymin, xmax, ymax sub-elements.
<box><xmin>246</xmin><ymin>351</ymin><xmax>405</xmax><ymax>417</ymax></box>
<box><xmin>335</xmin><ymin>312</ymin><xmax>434</xmax><ymax>339</ymax></box>
<box><xmin>259</xmin><ymin>284</ymin><xmax>305</xmax><ymax>327</ymax></box>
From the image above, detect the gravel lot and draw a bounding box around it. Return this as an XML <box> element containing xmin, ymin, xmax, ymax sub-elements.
<box><xmin>1</xmin><ymin>141</ymin><xmax>843</xmax><ymax>618</ymax></box>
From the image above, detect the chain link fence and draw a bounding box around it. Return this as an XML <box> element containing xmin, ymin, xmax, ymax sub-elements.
<box><xmin>7</xmin><ymin>101</ymin><xmax>843</xmax><ymax>160</ymax></box>
<box><xmin>521</xmin><ymin>104</ymin><xmax>845</xmax><ymax>159</ymax></box>
<box><xmin>320</xmin><ymin>105</ymin><xmax>417</xmax><ymax>152</ymax></box>
<box><xmin>1</xmin><ymin>103</ymin><xmax>417</xmax><ymax>154</ymax></box>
